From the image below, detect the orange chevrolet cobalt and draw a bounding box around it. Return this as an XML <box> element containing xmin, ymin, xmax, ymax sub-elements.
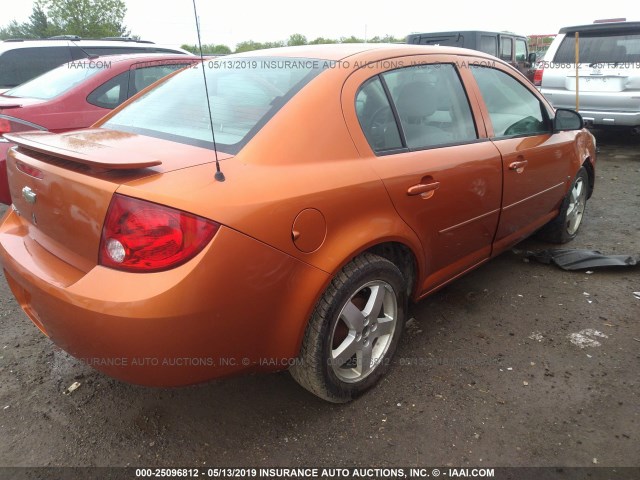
<box><xmin>0</xmin><ymin>44</ymin><xmax>595</xmax><ymax>402</ymax></box>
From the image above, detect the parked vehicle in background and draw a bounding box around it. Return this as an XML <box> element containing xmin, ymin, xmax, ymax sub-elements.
<box><xmin>536</xmin><ymin>21</ymin><xmax>640</xmax><ymax>131</ymax></box>
<box><xmin>0</xmin><ymin>53</ymin><xmax>197</xmax><ymax>204</ymax></box>
<box><xmin>528</xmin><ymin>34</ymin><xmax>556</xmax><ymax>59</ymax></box>
<box><xmin>0</xmin><ymin>44</ymin><xmax>595</xmax><ymax>403</ymax></box>
<box><xmin>406</xmin><ymin>30</ymin><xmax>537</xmax><ymax>81</ymax></box>
<box><xmin>0</xmin><ymin>37</ymin><xmax>192</xmax><ymax>93</ymax></box>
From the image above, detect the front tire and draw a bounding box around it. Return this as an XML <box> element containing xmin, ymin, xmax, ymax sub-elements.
<box><xmin>290</xmin><ymin>253</ymin><xmax>406</xmax><ymax>403</ymax></box>
<box><xmin>537</xmin><ymin>167</ymin><xmax>589</xmax><ymax>243</ymax></box>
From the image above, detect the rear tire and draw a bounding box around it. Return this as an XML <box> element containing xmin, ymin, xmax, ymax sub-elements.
<box><xmin>537</xmin><ymin>167</ymin><xmax>589</xmax><ymax>244</ymax></box>
<box><xmin>290</xmin><ymin>253</ymin><xmax>406</xmax><ymax>403</ymax></box>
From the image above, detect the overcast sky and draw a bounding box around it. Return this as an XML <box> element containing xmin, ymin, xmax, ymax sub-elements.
<box><xmin>6</xmin><ymin>0</ymin><xmax>638</xmax><ymax>48</ymax></box>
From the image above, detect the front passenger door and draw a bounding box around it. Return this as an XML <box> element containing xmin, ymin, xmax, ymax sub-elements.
<box><xmin>468</xmin><ymin>66</ymin><xmax>575</xmax><ymax>250</ymax></box>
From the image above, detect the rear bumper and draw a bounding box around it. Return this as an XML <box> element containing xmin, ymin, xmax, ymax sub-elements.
<box><xmin>577</xmin><ymin>110</ymin><xmax>640</xmax><ymax>127</ymax></box>
<box><xmin>540</xmin><ymin>89</ymin><xmax>640</xmax><ymax>127</ymax></box>
<box><xmin>0</xmin><ymin>210</ymin><xmax>328</xmax><ymax>386</ymax></box>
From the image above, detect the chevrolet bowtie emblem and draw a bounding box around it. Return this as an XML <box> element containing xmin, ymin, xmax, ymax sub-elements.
<box><xmin>21</xmin><ymin>186</ymin><xmax>37</xmax><ymax>205</ymax></box>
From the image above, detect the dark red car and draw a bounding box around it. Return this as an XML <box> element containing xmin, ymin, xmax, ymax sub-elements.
<box><xmin>0</xmin><ymin>53</ymin><xmax>196</xmax><ymax>204</ymax></box>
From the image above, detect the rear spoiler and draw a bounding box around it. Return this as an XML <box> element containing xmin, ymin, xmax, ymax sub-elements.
<box><xmin>4</xmin><ymin>130</ymin><xmax>161</xmax><ymax>169</ymax></box>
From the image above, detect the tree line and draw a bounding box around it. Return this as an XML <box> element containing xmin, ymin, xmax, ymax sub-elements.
<box><xmin>0</xmin><ymin>0</ymin><xmax>129</xmax><ymax>40</ymax></box>
<box><xmin>1</xmin><ymin>0</ymin><xmax>404</xmax><ymax>53</ymax></box>
<box><xmin>181</xmin><ymin>34</ymin><xmax>406</xmax><ymax>55</ymax></box>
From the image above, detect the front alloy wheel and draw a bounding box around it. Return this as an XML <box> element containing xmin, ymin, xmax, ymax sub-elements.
<box><xmin>566</xmin><ymin>174</ymin><xmax>587</xmax><ymax>236</ymax></box>
<box><xmin>537</xmin><ymin>166</ymin><xmax>590</xmax><ymax>244</ymax></box>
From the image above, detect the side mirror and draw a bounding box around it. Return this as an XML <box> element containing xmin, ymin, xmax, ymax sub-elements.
<box><xmin>528</xmin><ymin>52</ymin><xmax>537</xmax><ymax>64</ymax></box>
<box><xmin>554</xmin><ymin>108</ymin><xmax>584</xmax><ymax>132</ymax></box>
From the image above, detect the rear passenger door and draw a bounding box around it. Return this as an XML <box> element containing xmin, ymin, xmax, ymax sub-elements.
<box><xmin>343</xmin><ymin>56</ymin><xmax>503</xmax><ymax>295</ymax></box>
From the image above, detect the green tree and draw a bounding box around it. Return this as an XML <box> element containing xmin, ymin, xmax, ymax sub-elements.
<box><xmin>0</xmin><ymin>2</ymin><xmax>62</xmax><ymax>39</ymax></box>
<box><xmin>234</xmin><ymin>40</ymin><xmax>265</xmax><ymax>53</ymax></box>
<box><xmin>234</xmin><ymin>40</ymin><xmax>285</xmax><ymax>52</ymax></box>
<box><xmin>181</xmin><ymin>43</ymin><xmax>232</xmax><ymax>55</ymax></box>
<box><xmin>0</xmin><ymin>20</ymin><xmax>26</xmax><ymax>40</ymax></box>
<box><xmin>262</xmin><ymin>40</ymin><xmax>285</xmax><ymax>49</ymax></box>
<box><xmin>340</xmin><ymin>35</ymin><xmax>365</xmax><ymax>43</ymax></box>
<box><xmin>368</xmin><ymin>34</ymin><xmax>404</xmax><ymax>43</ymax></box>
<box><xmin>24</xmin><ymin>1</ymin><xmax>61</xmax><ymax>37</ymax></box>
<box><xmin>0</xmin><ymin>0</ymin><xmax>130</xmax><ymax>40</ymax></box>
<box><xmin>209</xmin><ymin>44</ymin><xmax>232</xmax><ymax>54</ymax></box>
<box><xmin>287</xmin><ymin>33</ymin><xmax>307</xmax><ymax>46</ymax></box>
<box><xmin>42</xmin><ymin>0</ymin><xmax>129</xmax><ymax>37</ymax></box>
<box><xmin>308</xmin><ymin>37</ymin><xmax>338</xmax><ymax>45</ymax></box>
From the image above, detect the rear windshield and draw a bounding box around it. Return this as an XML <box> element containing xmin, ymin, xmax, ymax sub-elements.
<box><xmin>4</xmin><ymin>61</ymin><xmax>107</xmax><ymax>100</ymax></box>
<box><xmin>553</xmin><ymin>32</ymin><xmax>640</xmax><ymax>64</ymax></box>
<box><xmin>104</xmin><ymin>58</ymin><xmax>325</xmax><ymax>154</ymax></box>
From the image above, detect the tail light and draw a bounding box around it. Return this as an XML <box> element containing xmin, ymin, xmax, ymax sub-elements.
<box><xmin>0</xmin><ymin>115</ymin><xmax>46</xmax><ymax>137</ymax></box>
<box><xmin>16</xmin><ymin>160</ymin><xmax>44</xmax><ymax>179</ymax></box>
<box><xmin>99</xmin><ymin>194</ymin><xmax>219</xmax><ymax>272</ymax></box>
<box><xmin>533</xmin><ymin>68</ymin><xmax>544</xmax><ymax>87</ymax></box>
<box><xmin>0</xmin><ymin>118</ymin><xmax>10</xmax><ymax>135</ymax></box>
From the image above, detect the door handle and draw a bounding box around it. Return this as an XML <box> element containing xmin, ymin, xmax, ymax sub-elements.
<box><xmin>509</xmin><ymin>160</ymin><xmax>528</xmax><ymax>173</ymax></box>
<box><xmin>407</xmin><ymin>181</ymin><xmax>440</xmax><ymax>199</ymax></box>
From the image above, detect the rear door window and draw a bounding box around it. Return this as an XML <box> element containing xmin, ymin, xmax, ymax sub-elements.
<box><xmin>355</xmin><ymin>63</ymin><xmax>478</xmax><ymax>153</ymax></box>
<box><xmin>382</xmin><ymin>64</ymin><xmax>478</xmax><ymax>150</ymax></box>
<box><xmin>500</xmin><ymin>37</ymin><xmax>513</xmax><ymax>61</ymax></box>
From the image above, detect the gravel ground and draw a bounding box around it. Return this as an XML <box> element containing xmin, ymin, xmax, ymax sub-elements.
<box><xmin>0</xmin><ymin>129</ymin><xmax>638</xmax><ymax>470</ymax></box>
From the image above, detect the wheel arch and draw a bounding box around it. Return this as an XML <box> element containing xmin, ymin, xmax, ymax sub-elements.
<box><xmin>363</xmin><ymin>241</ymin><xmax>419</xmax><ymax>298</ymax></box>
<box><xmin>289</xmin><ymin>214</ymin><xmax>426</xmax><ymax>359</ymax></box>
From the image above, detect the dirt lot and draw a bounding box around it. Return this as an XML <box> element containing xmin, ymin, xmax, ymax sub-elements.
<box><xmin>0</xmin><ymin>129</ymin><xmax>638</xmax><ymax>470</ymax></box>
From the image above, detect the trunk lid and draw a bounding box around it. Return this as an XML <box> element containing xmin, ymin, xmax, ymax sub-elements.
<box><xmin>5</xmin><ymin>128</ymin><xmax>231</xmax><ymax>274</ymax></box>
<box><xmin>0</xmin><ymin>95</ymin><xmax>45</xmax><ymax>111</ymax></box>
<box><xmin>564</xmin><ymin>64</ymin><xmax>636</xmax><ymax>93</ymax></box>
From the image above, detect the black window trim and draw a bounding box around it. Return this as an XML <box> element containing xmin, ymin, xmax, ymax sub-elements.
<box><xmin>353</xmin><ymin>75</ymin><xmax>404</xmax><ymax>154</ymax></box>
<box><xmin>378</xmin><ymin>74</ymin><xmax>407</xmax><ymax>149</ymax></box>
<box><xmin>375</xmin><ymin>137</ymin><xmax>492</xmax><ymax>157</ymax></box>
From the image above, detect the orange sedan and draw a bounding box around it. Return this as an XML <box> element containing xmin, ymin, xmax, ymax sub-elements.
<box><xmin>0</xmin><ymin>44</ymin><xmax>595</xmax><ymax>402</ymax></box>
